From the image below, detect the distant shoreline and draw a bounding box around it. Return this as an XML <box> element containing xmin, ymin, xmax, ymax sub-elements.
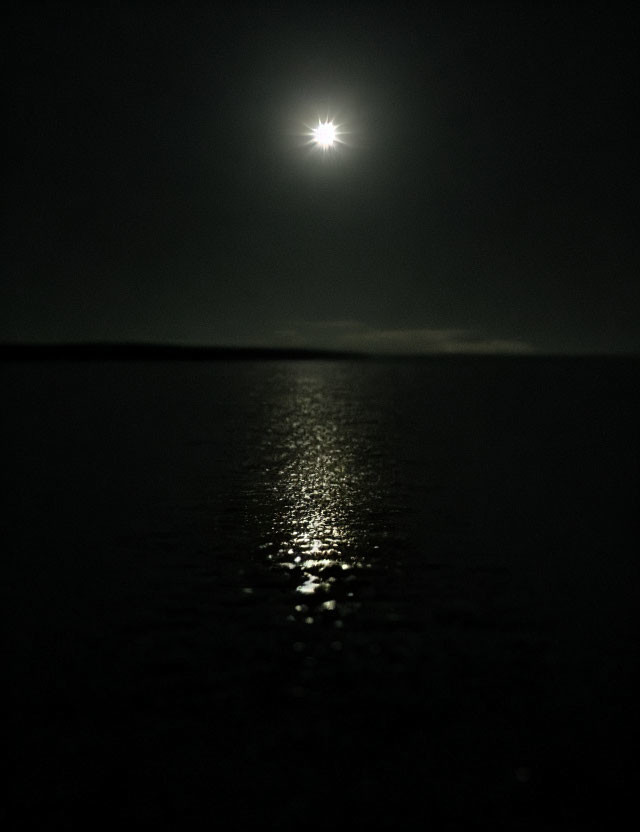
<box><xmin>1</xmin><ymin>343</ymin><xmax>638</xmax><ymax>362</ymax></box>
<box><xmin>0</xmin><ymin>343</ymin><xmax>364</xmax><ymax>361</ymax></box>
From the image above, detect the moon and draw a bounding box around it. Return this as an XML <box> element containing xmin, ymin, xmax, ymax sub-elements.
<box><xmin>311</xmin><ymin>120</ymin><xmax>339</xmax><ymax>149</ymax></box>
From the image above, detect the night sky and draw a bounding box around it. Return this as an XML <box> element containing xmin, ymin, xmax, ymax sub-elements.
<box><xmin>3</xmin><ymin>1</ymin><xmax>638</xmax><ymax>353</ymax></box>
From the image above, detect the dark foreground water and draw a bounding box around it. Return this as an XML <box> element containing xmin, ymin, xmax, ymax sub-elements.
<box><xmin>4</xmin><ymin>357</ymin><xmax>639</xmax><ymax>829</ymax></box>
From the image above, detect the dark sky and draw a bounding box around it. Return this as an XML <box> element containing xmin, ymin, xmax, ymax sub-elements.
<box><xmin>3</xmin><ymin>1</ymin><xmax>638</xmax><ymax>353</ymax></box>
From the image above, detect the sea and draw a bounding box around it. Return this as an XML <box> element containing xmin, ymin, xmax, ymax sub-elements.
<box><xmin>4</xmin><ymin>356</ymin><xmax>639</xmax><ymax>828</ymax></box>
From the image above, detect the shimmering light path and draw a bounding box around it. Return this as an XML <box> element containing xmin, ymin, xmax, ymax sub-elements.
<box><xmin>247</xmin><ymin>363</ymin><xmax>395</xmax><ymax>630</ymax></box>
<box><xmin>266</xmin><ymin>372</ymin><xmax>373</xmax><ymax>593</ymax></box>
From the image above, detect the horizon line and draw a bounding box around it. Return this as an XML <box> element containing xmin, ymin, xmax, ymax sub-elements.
<box><xmin>1</xmin><ymin>341</ymin><xmax>638</xmax><ymax>361</ymax></box>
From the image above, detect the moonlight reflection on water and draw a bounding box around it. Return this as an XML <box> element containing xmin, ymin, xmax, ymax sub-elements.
<box><xmin>256</xmin><ymin>364</ymin><xmax>385</xmax><ymax>596</ymax></box>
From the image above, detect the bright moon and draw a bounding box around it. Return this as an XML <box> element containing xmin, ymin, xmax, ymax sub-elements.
<box><xmin>312</xmin><ymin>120</ymin><xmax>338</xmax><ymax>149</ymax></box>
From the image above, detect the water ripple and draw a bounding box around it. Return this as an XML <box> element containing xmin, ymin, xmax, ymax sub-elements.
<box><xmin>246</xmin><ymin>363</ymin><xmax>391</xmax><ymax>604</ymax></box>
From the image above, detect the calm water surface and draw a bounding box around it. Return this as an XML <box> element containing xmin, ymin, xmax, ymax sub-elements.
<box><xmin>4</xmin><ymin>358</ymin><xmax>639</xmax><ymax>828</ymax></box>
